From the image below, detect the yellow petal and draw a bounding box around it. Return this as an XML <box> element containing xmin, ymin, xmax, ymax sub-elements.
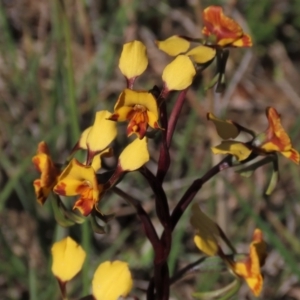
<box><xmin>207</xmin><ymin>112</ymin><xmax>240</xmax><ymax>139</ymax></box>
<box><xmin>119</xmin><ymin>40</ymin><xmax>148</xmax><ymax>79</ymax></box>
<box><xmin>78</xmin><ymin>127</ymin><xmax>92</xmax><ymax>149</ymax></box>
<box><xmin>114</xmin><ymin>89</ymin><xmax>159</xmax><ymax>119</ymax></box>
<box><xmin>162</xmin><ymin>55</ymin><xmax>196</xmax><ymax>91</ymax></box>
<box><xmin>90</xmin><ymin>148</ymin><xmax>113</xmax><ymax>171</ymax></box>
<box><xmin>92</xmin><ymin>261</ymin><xmax>133</xmax><ymax>300</ymax></box>
<box><xmin>51</xmin><ymin>237</ymin><xmax>86</xmax><ymax>282</ymax></box>
<box><xmin>54</xmin><ymin>158</ymin><xmax>98</xmax><ymax>196</ymax></box>
<box><xmin>211</xmin><ymin>141</ymin><xmax>252</xmax><ymax>161</ymax></box>
<box><xmin>110</xmin><ymin>106</ymin><xmax>133</xmax><ymax>122</ymax></box>
<box><xmin>119</xmin><ymin>137</ymin><xmax>149</xmax><ymax>171</ymax></box>
<box><xmin>155</xmin><ymin>35</ymin><xmax>190</xmax><ymax>56</ymax></box>
<box><xmin>190</xmin><ymin>204</ymin><xmax>219</xmax><ymax>256</ymax></box>
<box><xmin>87</xmin><ymin>110</ymin><xmax>117</xmax><ymax>153</ymax></box>
<box><xmin>186</xmin><ymin>45</ymin><xmax>216</xmax><ymax>64</ymax></box>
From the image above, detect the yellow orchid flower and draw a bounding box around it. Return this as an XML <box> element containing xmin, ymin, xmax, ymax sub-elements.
<box><xmin>258</xmin><ymin>107</ymin><xmax>299</xmax><ymax>164</ymax></box>
<box><xmin>190</xmin><ymin>205</ymin><xmax>267</xmax><ymax>297</ymax></box>
<box><xmin>202</xmin><ymin>6</ymin><xmax>252</xmax><ymax>47</ymax></box>
<box><xmin>109</xmin><ymin>89</ymin><xmax>160</xmax><ymax>139</ymax></box>
<box><xmin>156</xmin><ymin>6</ymin><xmax>253</xmax><ymax>92</ymax></box>
<box><xmin>51</xmin><ymin>236</ymin><xmax>86</xmax><ymax>283</ymax></box>
<box><xmin>32</xmin><ymin>141</ymin><xmax>60</xmax><ymax>205</ymax></box>
<box><xmin>53</xmin><ymin>156</ymin><xmax>102</xmax><ymax>216</ymax></box>
<box><xmin>92</xmin><ymin>261</ymin><xmax>133</xmax><ymax>300</ymax></box>
<box><xmin>209</xmin><ymin>107</ymin><xmax>299</xmax><ymax>164</ymax></box>
<box><xmin>157</xmin><ymin>5</ymin><xmax>252</xmax><ymax>58</ymax></box>
<box><xmin>228</xmin><ymin>229</ymin><xmax>267</xmax><ymax>297</ymax></box>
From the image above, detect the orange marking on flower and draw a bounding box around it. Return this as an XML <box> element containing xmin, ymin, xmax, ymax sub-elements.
<box><xmin>153</xmin><ymin>121</ymin><xmax>159</xmax><ymax>129</ymax></box>
<box><xmin>73</xmin><ymin>198</ymin><xmax>94</xmax><ymax>216</ymax></box>
<box><xmin>54</xmin><ymin>182</ymin><xmax>67</xmax><ymax>196</ymax></box>
<box><xmin>37</xmin><ymin>141</ymin><xmax>50</xmax><ymax>155</ymax></box>
<box><xmin>32</xmin><ymin>156</ymin><xmax>42</xmax><ymax>172</ymax></box>
<box><xmin>286</xmin><ymin>148</ymin><xmax>300</xmax><ymax>164</ymax></box>
<box><xmin>232</xmin><ymin>34</ymin><xmax>252</xmax><ymax>47</ymax></box>
<box><xmin>73</xmin><ymin>186</ymin><xmax>95</xmax><ymax>216</ymax></box>
<box><xmin>126</xmin><ymin>104</ymin><xmax>149</xmax><ymax>138</ymax></box>
<box><xmin>108</xmin><ymin>113</ymin><xmax>120</xmax><ymax>121</ymax></box>
<box><xmin>34</xmin><ymin>179</ymin><xmax>41</xmax><ymax>188</ymax></box>
<box><xmin>252</xmin><ymin>228</ymin><xmax>263</xmax><ymax>243</ymax></box>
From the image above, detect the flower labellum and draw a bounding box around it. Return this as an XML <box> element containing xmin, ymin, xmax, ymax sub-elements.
<box><xmin>109</xmin><ymin>89</ymin><xmax>160</xmax><ymax>139</ymax></box>
<box><xmin>54</xmin><ymin>157</ymin><xmax>102</xmax><ymax>216</ymax></box>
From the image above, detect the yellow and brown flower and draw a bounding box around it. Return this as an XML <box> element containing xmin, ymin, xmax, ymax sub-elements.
<box><xmin>257</xmin><ymin>107</ymin><xmax>299</xmax><ymax>164</ymax></box>
<box><xmin>190</xmin><ymin>204</ymin><xmax>267</xmax><ymax>297</ymax></box>
<box><xmin>209</xmin><ymin>107</ymin><xmax>299</xmax><ymax>164</ymax></box>
<box><xmin>202</xmin><ymin>6</ymin><xmax>252</xmax><ymax>47</ymax></box>
<box><xmin>228</xmin><ymin>229</ymin><xmax>267</xmax><ymax>297</ymax></box>
<box><xmin>109</xmin><ymin>88</ymin><xmax>160</xmax><ymax>139</ymax></box>
<box><xmin>53</xmin><ymin>155</ymin><xmax>103</xmax><ymax>216</ymax></box>
<box><xmin>32</xmin><ymin>141</ymin><xmax>60</xmax><ymax>205</ymax></box>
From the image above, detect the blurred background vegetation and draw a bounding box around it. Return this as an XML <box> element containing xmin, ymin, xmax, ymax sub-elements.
<box><xmin>1</xmin><ymin>0</ymin><xmax>300</xmax><ymax>299</ymax></box>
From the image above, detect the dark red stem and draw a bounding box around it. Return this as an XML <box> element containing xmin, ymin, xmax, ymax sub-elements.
<box><xmin>156</xmin><ymin>101</ymin><xmax>170</xmax><ymax>182</ymax></box>
<box><xmin>140</xmin><ymin>166</ymin><xmax>172</xmax><ymax>262</ymax></box>
<box><xmin>166</xmin><ymin>88</ymin><xmax>189</xmax><ymax>148</ymax></box>
<box><xmin>112</xmin><ymin>187</ymin><xmax>162</xmax><ymax>255</ymax></box>
<box><xmin>169</xmin><ymin>157</ymin><xmax>232</xmax><ymax>231</ymax></box>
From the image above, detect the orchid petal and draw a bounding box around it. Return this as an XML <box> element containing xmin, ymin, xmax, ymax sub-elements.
<box><xmin>119</xmin><ymin>40</ymin><xmax>148</xmax><ymax>79</ymax></box>
<box><xmin>162</xmin><ymin>55</ymin><xmax>196</xmax><ymax>91</ymax></box>
<box><xmin>119</xmin><ymin>137</ymin><xmax>149</xmax><ymax>171</ymax></box>
<box><xmin>156</xmin><ymin>35</ymin><xmax>190</xmax><ymax>56</ymax></box>
<box><xmin>92</xmin><ymin>261</ymin><xmax>133</xmax><ymax>300</ymax></box>
<box><xmin>51</xmin><ymin>237</ymin><xmax>86</xmax><ymax>282</ymax></box>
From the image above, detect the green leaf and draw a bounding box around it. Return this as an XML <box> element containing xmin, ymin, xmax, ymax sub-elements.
<box><xmin>236</xmin><ymin>155</ymin><xmax>274</xmax><ymax>177</ymax></box>
<box><xmin>51</xmin><ymin>195</ymin><xmax>76</xmax><ymax>227</ymax></box>
<box><xmin>265</xmin><ymin>156</ymin><xmax>279</xmax><ymax>195</ymax></box>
